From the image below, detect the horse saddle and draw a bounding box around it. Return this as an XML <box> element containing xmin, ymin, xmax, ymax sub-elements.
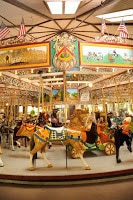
<box><xmin>44</xmin><ymin>125</ymin><xmax>67</xmax><ymax>141</ymax></box>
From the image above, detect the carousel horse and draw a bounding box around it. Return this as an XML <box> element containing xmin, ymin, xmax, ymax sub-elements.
<box><xmin>0</xmin><ymin>119</ymin><xmax>17</xmax><ymax>151</ymax></box>
<box><xmin>16</xmin><ymin>109</ymin><xmax>93</xmax><ymax>170</ymax></box>
<box><xmin>114</xmin><ymin>116</ymin><xmax>133</xmax><ymax>163</ymax></box>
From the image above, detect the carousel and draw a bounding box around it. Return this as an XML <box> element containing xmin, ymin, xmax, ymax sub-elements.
<box><xmin>0</xmin><ymin>30</ymin><xmax>133</xmax><ymax>184</ymax></box>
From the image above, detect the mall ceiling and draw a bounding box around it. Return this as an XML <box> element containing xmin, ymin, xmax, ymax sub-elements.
<box><xmin>1</xmin><ymin>0</ymin><xmax>132</xmax><ymax>42</ymax></box>
<box><xmin>0</xmin><ymin>0</ymin><xmax>133</xmax><ymax>105</ymax></box>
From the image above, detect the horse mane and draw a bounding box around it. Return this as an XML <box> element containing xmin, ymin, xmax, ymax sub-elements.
<box><xmin>68</xmin><ymin>109</ymin><xmax>89</xmax><ymax>128</ymax></box>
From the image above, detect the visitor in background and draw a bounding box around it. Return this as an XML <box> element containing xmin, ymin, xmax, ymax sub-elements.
<box><xmin>51</xmin><ymin>109</ymin><xmax>58</xmax><ymax>127</ymax></box>
<box><xmin>107</xmin><ymin>112</ymin><xmax>113</xmax><ymax>128</ymax></box>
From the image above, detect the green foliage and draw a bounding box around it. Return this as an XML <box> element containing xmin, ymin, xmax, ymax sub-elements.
<box><xmin>30</xmin><ymin>109</ymin><xmax>36</xmax><ymax>117</ymax></box>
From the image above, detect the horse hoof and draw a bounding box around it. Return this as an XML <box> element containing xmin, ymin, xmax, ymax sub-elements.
<box><xmin>85</xmin><ymin>165</ymin><xmax>91</xmax><ymax>170</ymax></box>
<box><xmin>117</xmin><ymin>159</ymin><xmax>121</xmax><ymax>163</ymax></box>
<box><xmin>0</xmin><ymin>163</ymin><xmax>4</xmax><ymax>167</ymax></box>
<box><xmin>48</xmin><ymin>163</ymin><xmax>53</xmax><ymax>168</ymax></box>
<box><xmin>127</xmin><ymin>146</ymin><xmax>132</xmax><ymax>152</ymax></box>
<box><xmin>48</xmin><ymin>144</ymin><xmax>52</xmax><ymax>149</ymax></box>
<box><xmin>29</xmin><ymin>167</ymin><xmax>35</xmax><ymax>171</ymax></box>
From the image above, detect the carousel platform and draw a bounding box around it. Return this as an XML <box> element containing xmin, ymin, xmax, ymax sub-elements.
<box><xmin>0</xmin><ymin>142</ymin><xmax>133</xmax><ymax>186</ymax></box>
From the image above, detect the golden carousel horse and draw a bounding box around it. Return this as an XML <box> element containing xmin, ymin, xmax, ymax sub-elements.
<box><xmin>16</xmin><ymin>109</ymin><xmax>93</xmax><ymax>171</ymax></box>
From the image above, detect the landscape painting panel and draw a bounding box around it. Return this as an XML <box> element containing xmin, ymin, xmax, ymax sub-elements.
<box><xmin>80</xmin><ymin>43</ymin><xmax>133</xmax><ymax>67</ymax></box>
<box><xmin>0</xmin><ymin>42</ymin><xmax>50</xmax><ymax>70</ymax></box>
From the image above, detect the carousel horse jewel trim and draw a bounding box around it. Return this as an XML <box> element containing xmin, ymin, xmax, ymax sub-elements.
<box><xmin>34</xmin><ymin>133</ymin><xmax>47</xmax><ymax>142</ymax></box>
<box><xmin>67</xmin><ymin>135</ymin><xmax>81</xmax><ymax>140</ymax></box>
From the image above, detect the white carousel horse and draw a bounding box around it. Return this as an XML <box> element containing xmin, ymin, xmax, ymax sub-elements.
<box><xmin>16</xmin><ymin>109</ymin><xmax>93</xmax><ymax>171</ymax></box>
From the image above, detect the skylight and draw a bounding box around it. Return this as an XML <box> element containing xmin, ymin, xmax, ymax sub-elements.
<box><xmin>45</xmin><ymin>0</ymin><xmax>80</xmax><ymax>14</ymax></box>
<box><xmin>65</xmin><ymin>1</ymin><xmax>80</xmax><ymax>14</ymax></box>
<box><xmin>96</xmin><ymin>9</ymin><xmax>133</xmax><ymax>22</ymax></box>
<box><xmin>47</xmin><ymin>2</ymin><xmax>62</xmax><ymax>14</ymax></box>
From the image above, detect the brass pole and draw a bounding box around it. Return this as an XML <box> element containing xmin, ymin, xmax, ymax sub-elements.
<box><xmin>50</xmin><ymin>82</ymin><xmax>52</xmax><ymax>111</ymax></box>
<box><xmin>128</xmin><ymin>76</ymin><xmax>133</xmax><ymax>112</ymax></box>
<box><xmin>38</xmin><ymin>74</ymin><xmax>41</xmax><ymax>115</ymax></box>
<box><xmin>115</xmin><ymin>83</ymin><xmax>119</xmax><ymax>114</ymax></box>
<box><xmin>41</xmin><ymin>75</ymin><xmax>44</xmax><ymax>112</ymax></box>
<box><xmin>24</xmin><ymin>90</ymin><xmax>28</xmax><ymax>120</ymax></box>
<box><xmin>128</xmin><ymin>77</ymin><xmax>132</xmax><ymax>104</ymax></box>
<box><xmin>63</xmin><ymin>70</ymin><xmax>67</xmax><ymax>125</ymax></box>
<box><xmin>102</xmin><ymin>87</ymin><xmax>107</xmax><ymax>122</ymax></box>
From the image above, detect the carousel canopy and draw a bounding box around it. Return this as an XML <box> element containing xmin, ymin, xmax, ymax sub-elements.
<box><xmin>0</xmin><ymin>0</ymin><xmax>133</xmax><ymax>105</ymax></box>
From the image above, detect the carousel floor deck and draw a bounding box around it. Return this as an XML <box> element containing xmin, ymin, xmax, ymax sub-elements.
<box><xmin>0</xmin><ymin>142</ymin><xmax>133</xmax><ymax>186</ymax></box>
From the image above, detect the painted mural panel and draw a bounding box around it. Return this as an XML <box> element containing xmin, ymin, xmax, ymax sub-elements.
<box><xmin>66</xmin><ymin>88</ymin><xmax>78</xmax><ymax>102</ymax></box>
<box><xmin>51</xmin><ymin>33</ymin><xmax>79</xmax><ymax>71</ymax></box>
<box><xmin>52</xmin><ymin>88</ymin><xmax>78</xmax><ymax>102</ymax></box>
<box><xmin>52</xmin><ymin>89</ymin><xmax>63</xmax><ymax>102</ymax></box>
<box><xmin>80</xmin><ymin>42</ymin><xmax>133</xmax><ymax>67</ymax></box>
<box><xmin>0</xmin><ymin>42</ymin><xmax>50</xmax><ymax>70</ymax></box>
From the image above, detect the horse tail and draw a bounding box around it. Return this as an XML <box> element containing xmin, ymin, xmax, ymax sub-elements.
<box><xmin>30</xmin><ymin>134</ymin><xmax>37</xmax><ymax>162</ymax></box>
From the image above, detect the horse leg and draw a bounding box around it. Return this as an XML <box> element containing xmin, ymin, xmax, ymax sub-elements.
<box><xmin>15</xmin><ymin>140</ymin><xmax>21</xmax><ymax>148</ymax></box>
<box><xmin>41</xmin><ymin>152</ymin><xmax>53</xmax><ymax>168</ymax></box>
<box><xmin>114</xmin><ymin>128</ymin><xmax>122</xmax><ymax>163</ymax></box>
<box><xmin>2</xmin><ymin>134</ymin><xmax>7</xmax><ymax>148</ymax></box>
<box><xmin>79</xmin><ymin>154</ymin><xmax>91</xmax><ymax>170</ymax></box>
<box><xmin>125</xmin><ymin>134</ymin><xmax>132</xmax><ymax>152</ymax></box>
<box><xmin>116</xmin><ymin>145</ymin><xmax>121</xmax><ymax>163</ymax></box>
<box><xmin>0</xmin><ymin>156</ymin><xmax>4</xmax><ymax>167</ymax></box>
<box><xmin>0</xmin><ymin>135</ymin><xmax>2</xmax><ymax>154</ymax></box>
<box><xmin>0</xmin><ymin>145</ymin><xmax>2</xmax><ymax>154</ymax></box>
<box><xmin>29</xmin><ymin>153</ymin><xmax>35</xmax><ymax>170</ymax></box>
<box><xmin>0</xmin><ymin>137</ymin><xmax>3</xmax><ymax>166</ymax></box>
<box><xmin>9</xmin><ymin>133</ymin><xmax>15</xmax><ymax>151</ymax></box>
<box><xmin>29</xmin><ymin>150</ymin><xmax>53</xmax><ymax>170</ymax></box>
<box><xmin>115</xmin><ymin>138</ymin><xmax>121</xmax><ymax>163</ymax></box>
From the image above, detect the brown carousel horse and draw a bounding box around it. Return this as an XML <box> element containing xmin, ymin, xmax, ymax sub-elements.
<box><xmin>16</xmin><ymin>109</ymin><xmax>93</xmax><ymax>171</ymax></box>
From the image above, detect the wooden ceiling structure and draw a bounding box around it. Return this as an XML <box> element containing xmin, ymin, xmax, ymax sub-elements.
<box><xmin>0</xmin><ymin>0</ymin><xmax>133</xmax><ymax>107</ymax></box>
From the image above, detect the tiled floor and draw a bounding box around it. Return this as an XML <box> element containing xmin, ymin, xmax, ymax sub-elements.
<box><xmin>0</xmin><ymin>141</ymin><xmax>133</xmax><ymax>185</ymax></box>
